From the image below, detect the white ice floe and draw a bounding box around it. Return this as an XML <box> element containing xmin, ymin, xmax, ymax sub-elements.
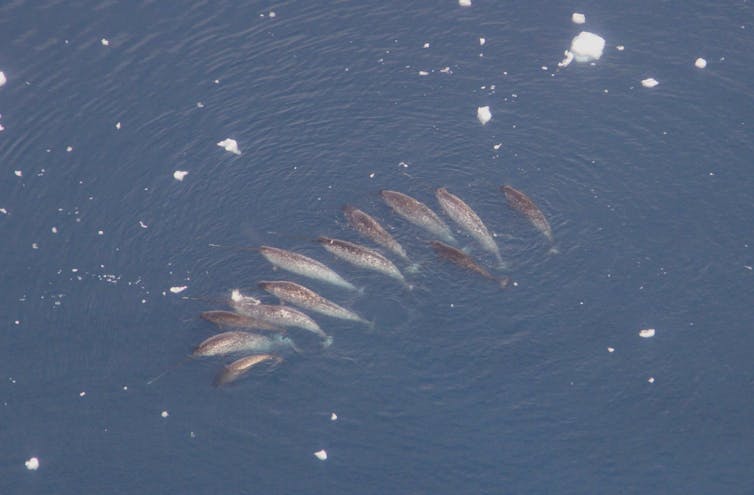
<box><xmin>115</xmin><ymin>121</ymin><xmax>121</xmax><ymax>130</ymax></box>
<box><xmin>458</xmin><ymin>0</ymin><xmax>471</xmax><ymax>6</ymax></box>
<box><xmin>423</xmin><ymin>42</ymin><xmax>430</xmax><ymax>48</ymax></box>
<box><xmin>493</xmin><ymin>143</ymin><xmax>502</xmax><ymax>150</ymax></box>
<box><xmin>572</xmin><ymin>12</ymin><xmax>586</xmax><ymax>24</ymax></box>
<box><xmin>169</xmin><ymin>286</ymin><xmax>187</xmax><ymax>294</ymax></box>
<box><xmin>330</xmin><ymin>412</ymin><xmax>338</xmax><ymax>421</ymax></box>
<box><xmin>161</xmin><ymin>410</ymin><xmax>169</xmax><ymax>418</ymax></box>
<box><xmin>607</xmin><ymin>347</ymin><xmax>615</xmax><ymax>353</ymax></box>
<box><xmin>139</xmin><ymin>220</ymin><xmax>148</xmax><ymax>228</ymax></box>
<box><xmin>641</xmin><ymin>78</ymin><xmax>659</xmax><ymax>88</ymax></box>
<box><xmin>418</xmin><ymin>70</ymin><xmax>429</xmax><ymax>76</ymax></box>
<box><xmin>616</xmin><ymin>45</ymin><xmax>625</xmax><ymax>51</ymax></box>
<box><xmin>217</xmin><ymin>138</ymin><xmax>241</xmax><ymax>155</ymax></box>
<box><xmin>101</xmin><ymin>38</ymin><xmax>110</xmax><ymax>46</ymax></box>
<box><xmin>695</xmin><ymin>57</ymin><xmax>707</xmax><ymax>69</ymax></box>
<box><xmin>639</xmin><ymin>328</ymin><xmax>655</xmax><ymax>338</ymax></box>
<box><xmin>0</xmin><ymin>71</ymin><xmax>6</xmax><ymax>87</ymax></box>
<box><xmin>25</xmin><ymin>457</ymin><xmax>39</xmax><ymax>471</ymax></box>
<box><xmin>479</xmin><ymin>37</ymin><xmax>486</xmax><ymax>46</ymax></box>
<box><xmin>173</xmin><ymin>170</ymin><xmax>189</xmax><ymax>181</ymax></box>
<box><xmin>477</xmin><ymin>106</ymin><xmax>491</xmax><ymax>125</ymax></box>
<box><xmin>314</xmin><ymin>449</ymin><xmax>328</xmax><ymax>461</ymax></box>
<box><xmin>560</xmin><ymin>32</ymin><xmax>605</xmax><ymax>67</ymax></box>
<box><xmin>648</xmin><ymin>377</ymin><xmax>655</xmax><ymax>383</ymax></box>
<box><xmin>14</xmin><ymin>170</ymin><xmax>22</xmax><ymax>177</ymax></box>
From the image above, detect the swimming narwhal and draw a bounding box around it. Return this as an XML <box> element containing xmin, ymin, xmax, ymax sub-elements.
<box><xmin>259</xmin><ymin>280</ymin><xmax>371</xmax><ymax>326</ymax></box>
<box><xmin>200</xmin><ymin>310</ymin><xmax>282</xmax><ymax>332</ymax></box>
<box><xmin>500</xmin><ymin>185</ymin><xmax>556</xmax><ymax>252</ymax></box>
<box><xmin>259</xmin><ymin>245</ymin><xmax>358</xmax><ymax>291</ymax></box>
<box><xmin>230</xmin><ymin>289</ymin><xmax>333</xmax><ymax>346</ymax></box>
<box><xmin>214</xmin><ymin>354</ymin><xmax>283</xmax><ymax>387</ymax></box>
<box><xmin>435</xmin><ymin>187</ymin><xmax>503</xmax><ymax>266</ymax></box>
<box><xmin>192</xmin><ymin>331</ymin><xmax>295</xmax><ymax>357</ymax></box>
<box><xmin>343</xmin><ymin>205</ymin><xmax>409</xmax><ymax>262</ymax></box>
<box><xmin>430</xmin><ymin>240</ymin><xmax>510</xmax><ymax>289</ymax></box>
<box><xmin>317</xmin><ymin>236</ymin><xmax>409</xmax><ymax>287</ymax></box>
<box><xmin>380</xmin><ymin>190</ymin><xmax>457</xmax><ymax>244</ymax></box>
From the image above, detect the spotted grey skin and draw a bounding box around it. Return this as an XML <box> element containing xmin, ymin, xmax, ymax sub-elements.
<box><xmin>259</xmin><ymin>280</ymin><xmax>369</xmax><ymax>325</ymax></box>
<box><xmin>435</xmin><ymin>187</ymin><xmax>503</xmax><ymax>265</ymax></box>
<box><xmin>317</xmin><ymin>236</ymin><xmax>407</xmax><ymax>285</ymax></box>
<box><xmin>259</xmin><ymin>245</ymin><xmax>357</xmax><ymax>292</ymax></box>
<box><xmin>500</xmin><ymin>185</ymin><xmax>553</xmax><ymax>243</ymax></box>
<box><xmin>214</xmin><ymin>354</ymin><xmax>282</xmax><ymax>386</ymax></box>
<box><xmin>193</xmin><ymin>331</ymin><xmax>294</xmax><ymax>357</ymax></box>
<box><xmin>200</xmin><ymin>310</ymin><xmax>282</xmax><ymax>332</ymax></box>
<box><xmin>343</xmin><ymin>205</ymin><xmax>409</xmax><ymax>261</ymax></box>
<box><xmin>430</xmin><ymin>240</ymin><xmax>510</xmax><ymax>289</ymax></box>
<box><xmin>380</xmin><ymin>190</ymin><xmax>457</xmax><ymax>244</ymax></box>
<box><xmin>230</xmin><ymin>296</ymin><xmax>329</xmax><ymax>340</ymax></box>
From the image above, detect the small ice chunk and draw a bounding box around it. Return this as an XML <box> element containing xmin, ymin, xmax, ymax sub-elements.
<box><xmin>97</xmin><ymin>230</ymin><xmax>104</xmax><ymax>236</ymax></box>
<box><xmin>79</xmin><ymin>391</ymin><xmax>86</xmax><ymax>397</ymax></box>
<box><xmin>607</xmin><ymin>347</ymin><xmax>615</xmax><ymax>353</ymax></box>
<box><xmin>648</xmin><ymin>377</ymin><xmax>655</xmax><ymax>383</ymax></box>
<box><xmin>616</xmin><ymin>45</ymin><xmax>625</xmax><ymax>51</ymax></box>
<box><xmin>314</xmin><ymin>449</ymin><xmax>328</xmax><ymax>461</ymax></box>
<box><xmin>641</xmin><ymin>78</ymin><xmax>659</xmax><ymax>88</ymax></box>
<box><xmin>558</xmin><ymin>50</ymin><xmax>574</xmax><ymax>67</ymax></box>
<box><xmin>25</xmin><ymin>457</ymin><xmax>39</xmax><ymax>471</ymax></box>
<box><xmin>479</xmin><ymin>37</ymin><xmax>486</xmax><ymax>46</ymax></box>
<box><xmin>569</xmin><ymin>32</ymin><xmax>605</xmax><ymax>63</ymax></box>
<box><xmin>695</xmin><ymin>57</ymin><xmax>707</xmax><ymax>69</ymax></box>
<box><xmin>268</xmin><ymin>11</ymin><xmax>276</xmax><ymax>18</ymax></box>
<box><xmin>66</xmin><ymin>146</ymin><xmax>73</xmax><ymax>152</ymax></box>
<box><xmin>458</xmin><ymin>0</ymin><xmax>471</xmax><ymax>6</ymax></box>
<box><xmin>161</xmin><ymin>410</ymin><xmax>169</xmax><ymax>418</ymax></box>
<box><xmin>0</xmin><ymin>71</ymin><xmax>6</xmax><ymax>87</ymax></box>
<box><xmin>139</xmin><ymin>220</ymin><xmax>148</xmax><ymax>228</ymax></box>
<box><xmin>572</xmin><ymin>13</ymin><xmax>586</xmax><ymax>24</ymax></box>
<box><xmin>330</xmin><ymin>412</ymin><xmax>338</xmax><ymax>421</ymax></box>
<box><xmin>493</xmin><ymin>143</ymin><xmax>502</xmax><ymax>150</ymax></box>
<box><xmin>0</xmin><ymin>208</ymin><xmax>7</xmax><ymax>214</ymax></box>
<box><xmin>476</xmin><ymin>106</ymin><xmax>491</xmax><ymax>125</ymax></box>
<box><xmin>423</xmin><ymin>42</ymin><xmax>430</xmax><ymax>48</ymax></box>
<box><xmin>115</xmin><ymin>121</ymin><xmax>121</xmax><ymax>130</ymax></box>
<box><xmin>418</xmin><ymin>70</ymin><xmax>429</xmax><ymax>76</ymax></box>
<box><xmin>101</xmin><ymin>38</ymin><xmax>110</xmax><ymax>46</ymax></box>
<box><xmin>169</xmin><ymin>286</ymin><xmax>187</xmax><ymax>294</ymax></box>
<box><xmin>14</xmin><ymin>170</ymin><xmax>22</xmax><ymax>177</ymax></box>
<box><xmin>173</xmin><ymin>170</ymin><xmax>189</xmax><ymax>181</ymax></box>
<box><xmin>217</xmin><ymin>138</ymin><xmax>241</xmax><ymax>155</ymax></box>
<box><xmin>639</xmin><ymin>328</ymin><xmax>655</xmax><ymax>338</ymax></box>
<box><xmin>51</xmin><ymin>227</ymin><xmax>58</xmax><ymax>234</ymax></box>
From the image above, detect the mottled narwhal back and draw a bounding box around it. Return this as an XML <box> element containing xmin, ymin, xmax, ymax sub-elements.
<box><xmin>435</xmin><ymin>187</ymin><xmax>502</xmax><ymax>265</ymax></box>
<box><xmin>501</xmin><ymin>185</ymin><xmax>554</xmax><ymax>245</ymax></box>
<box><xmin>380</xmin><ymin>189</ymin><xmax>456</xmax><ymax>244</ymax></box>
<box><xmin>342</xmin><ymin>205</ymin><xmax>409</xmax><ymax>261</ymax></box>
<box><xmin>259</xmin><ymin>245</ymin><xmax>358</xmax><ymax>291</ymax></box>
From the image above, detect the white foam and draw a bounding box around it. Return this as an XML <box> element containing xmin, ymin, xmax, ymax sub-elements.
<box><xmin>314</xmin><ymin>449</ymin><xmax>328</xmax><ymax>460</ymax></box>
<box><xmin>169</xmin><ymin>286</ymin><xmax>187</xmax><ymax>294</ymax></box>
<box><xmin>173</xmin><ymin>170</ymin><xmax>188</xmax><ymax>181</ymax></box>
<box><xmin>695</xmin><ymin>57</ymin><xmax>707</xmax><ymax>69</ymax></box>
<box><xmin>572</xmin><ymin>13</ymin><xmax>586</xmax><ymax>24</ymax></box>
<box><xmin>477</xmin><ymin>106</ymin><xmax>491</xmax><ymax>125</ymax></box>
<box><xmin>217</xmin><ymin>138</ymin><xmax>241</xmax><ymax>155</ymax></box>
<box><xmin>25</xmin><ymin>457</ymin><xmax>39</xmax><ymax>471</ymax></box>
<box><xmin>639</xmin><ymin>328</ymin><xmax>655</xmax><ymax>338</ymax></box>
<box><xmin>641</xmin><ymin>78</ymin><xmax>659</xmax><ymax>88</ymax></box>
<box><xmin>0</xmin><ymin>71</ymin><xmax>6</xmax><ymax>87</ymax></box>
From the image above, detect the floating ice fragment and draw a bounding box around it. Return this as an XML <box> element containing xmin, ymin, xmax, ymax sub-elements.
<box><xmin>14</xmin><ymin>170</ymin><xmax>22</xmax><ymax>177</ymax></box>
<box><xmin>217</xmin><ymin>138</ymin><xmax>241</xmax><ymax>155</ymax></box>
<box><xmin>569</xmin><ymin>32</ymin><xmax>605</xmax><ymax>63</ymax></box>
<box><xmin>0</xmin><ymin>71</ymin><xmax>6</xmax><ymax>87</ymax></box>
<box><xmin>639</xmin><ymin>328</ymin><xmax>655</xmax><ymax>338</ymax></box>
<box><xmin>616</xmin><ymin>45</ymin><xmax>625</xmax><ymax>51</ymax></box>
<box><xmin>79</xmin><ymin>391</ymin><xmax>86</xmax><ymax>397</ymax></box>
<box><xmin>493</xmin><ymin>143</ymin><xmax>502</xmax><ymax>150</ymax></box>
<box><xmin>330</xmin><ymin>412</ymin><xmax>338</xmax><ymax>421</ymax></box>
<box><xmin>641</xmin><ymin>78</ymin><xmax>659</xmax><ymax>88</ymax></box>
<box><xmin>139</xmin><ymin>220</ymin><xmax>148</xmax><ymax>228</ymax></box>
<box><xmin>115</xmin><ymin>121</ymin><xmax>121</xmax><ymax>130</ymax></box>
<box><xmin>268</xmin><ymin>11</ymin><xmax>276</xmax><ymax>18</ymax></box>
<box><xmin>572</xmin><ymin>13</ymin><xmax>586</xmax><ymax>24</ymax></box>
<box><xmin>607</xmin><ymin>347</ymin><xmax>615</xmax><ymax>353</ymax></box>
<box><xmin>557</xmin><ymin>51</ymin><xmax>574</xmax><ymax>68</ymax></box>
<box><xmin>51</xmin><ymin>227</ymin><xmax>58</xmax><ymax>234</ymax></box>
<box><xmin>161</xmin><ymin>410</ymin><xmax>169</xmax><ymax>418</ymax></box>
<box><xmin>694</xmin><ymin>57</ymin><xmax>707</xmax><ymax>69</ymax></box>
<box><xmin>97</xmin><ymin>230</ymin><xmax>104</xmax><ymax>236</ymax></box>
<box><xmin>479</xmin><ymin>37</ymin><xmax>486</xmax><ymax>46</ymax></box>
<box><xmin>418</xmin><ymin>70</ymin><xmax>429</xmax><ymax>76</ymax></box>
<box><xmin>25</xmin><ymin>457</ymin><xmax>39</xmax><ymax>471</ymax></box>
<box><xmin>0</xmin><ymin>208</ymin><xmax>7</xmax><ymax>214</ymax></box>
<box><xmin>314</xmin><ymin>449</ymin><xmax>328</xmax><ymax>460</ymax></box>
<box><xmin>66</xmin><ymin>146</ymin><xmax>73</xmax><ymax>152</ymax></box>
<box><xmin>170</xmin><ymin>286</ymin><xmax>187</xmax><ymax>294</ymax></box>
<box><xmin>476</xmin><ymin>106</ymin><xmax>491</xmax><ymax>125</ymax></box>
<box><xmin>101</xmin><ymin>38</ymin><xmax>110</xmax><ymax>46</ymax></box>
<box><xmin>648</xmin><ymin>377</ymin><xmax>655</xmax><ymax>383</ymax></box>
<box><xmin>423</xmin><ymin>42</ymin><xmax>430</xmax><ymax>48</ymax></box>
<box><xmin>173</xmin><ymin>170</ymin><xmax>189</xmax><ymax>181</ymax></box>
<box><xmin>458</xmin><ymin>0</ymin><xmax>471</xmax><ymax>6</ymax></box>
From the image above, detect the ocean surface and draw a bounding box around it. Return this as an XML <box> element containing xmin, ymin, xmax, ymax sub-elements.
<box><xmin>1</xmin><ymin>1</ymin><xmax>753</xmax><ymax>493</ymax></box>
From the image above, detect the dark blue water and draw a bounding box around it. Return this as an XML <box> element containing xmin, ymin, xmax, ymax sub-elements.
<box><xmin>2</xmin><ymin>1</ymin><xmax>753</xmax><ymax>493</ymax></box>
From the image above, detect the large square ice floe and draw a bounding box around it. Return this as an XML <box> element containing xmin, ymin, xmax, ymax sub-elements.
<box><xmin>558</xmin><ymin>32</ymin><xmax>605</xmax><ymax>67</ymax></box>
